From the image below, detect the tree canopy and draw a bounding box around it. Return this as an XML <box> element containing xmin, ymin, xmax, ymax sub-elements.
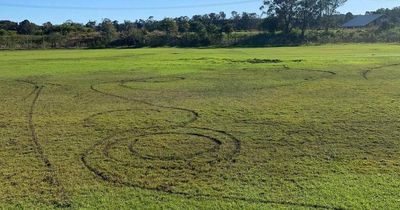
<box><xmin>261</xmin><ymin>0</ymin><xmax>347</xmax><ymax>34</ymax></box>
<box><xmin>1</xmin><ymin>3</ymin><xmax>400</xmax><ymax>49</ymax></box>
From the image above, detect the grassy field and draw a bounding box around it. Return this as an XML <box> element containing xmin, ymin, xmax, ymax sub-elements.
<box><xmin>0</xmin><ymin>44</ymin><xmax>400</xmax><ymax>209</ymax></box>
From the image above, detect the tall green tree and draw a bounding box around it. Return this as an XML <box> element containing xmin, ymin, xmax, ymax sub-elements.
<box><xmin>42</xmin><ymin>22</ymin><xmax>54</xmax><ymax>35</ymax></box>
<box><xmin>160</xmin><ymin>18</ymin><xmax>178</xmax><ymax>35</ymax></box>
<box><xmin>318</xmin><ymin>0</ymin><xmax>347</xmax><ymax>29</ymax></box>
<box><xmin>0</xmin><ymin>20</ymin><xmax>18</xmax><ymax>31</ymax></box>
<box><xmin>260</xmin><ymin>16</ymin><xmax>280</xmax><ymax>33</ymax></box>
<box><xmin>261</xmin><ymin>0</ymin><xmax>298</xmax><ymax>34</ymax></box>
<box><xmin>297</xmin><ymin>0</ymin><xmax>320</xmax><ymax>37</ymax></box>
<box><xmin>99</xmin><ymin>18</ymin><xmax>117</xmax><ymax>44</ymax></box>
<box><xmin>261</xmin><ymin>0</ymin><xmax>347</xmax><ymax>34</ymax></box>
<box><xmin>17</xmin><ymin>20</ymin><xmax>37</xmax><ymax>35</ymax></box>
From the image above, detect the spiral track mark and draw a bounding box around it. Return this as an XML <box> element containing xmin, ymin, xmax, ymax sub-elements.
<box><xmin>189</xmin><ymin>127</ymin><xmax>241</xmax><ymax>161</ymax></box>
<box><xmin>99</xmin><ymin>132</ymin><xmax>222</xmax><ymax>163</ymax></box>
<box><xmin>85</xmin><ymin>126</ymin><xmax>239</xmax><ymax>170</ymax></box>
<box><xmin>96</xmin><ymin>132</ymin><xmax>227</xmax><ymax>173</ymax></box>
<box><xmin>81</xmin><ymin>130</ymin><xmax>341</xmax><ymax>210</ymax></box>
<box><xmin>82</xmin><ymin>75</ymin><xmax>345</xmax><ymax>209</ymax></box>
<box><xmin>81</xmin><ymin>148</ymin><xmax>341</xmax><ymax>210</ymax></box>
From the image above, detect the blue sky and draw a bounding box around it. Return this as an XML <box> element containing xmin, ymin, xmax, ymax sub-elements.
<box><xmin>0</xmin><ymin>0</ymin><xmax>399</xmax><ymax>24</ymax></box>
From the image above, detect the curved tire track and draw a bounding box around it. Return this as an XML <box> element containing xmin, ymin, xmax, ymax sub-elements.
<box><xmin>119</xmin><ymin>70</ymin><xmax>336</xmax><ymax>93</ymax></box>
<box><xmin>81</xmin><ymin>131</ymin><xmax>341</xmax><ymax>210</ymax></box>
<box><xmin>16</xmin><ymin>79</ymin><xmax>40</xmax><ymax>100</ymax></box>
<box><xmin>361</xmin><ymin>63</ymin><xmax>400</xmax><ymax>80</ymax></box>
<box><xmin>82</xmin><ymin>75</ymin><xmax>344</xmax><ymax>210</ymax></box>
<box><xmin>127</xmin><ymin>132</ymin><xmax>222</xmax><ymax>161</ymax></box>
<box><xmin>81</xmin><ymin>148</ymin><xmax>342</xmax><ymax>210</ymax></box>
<box><xmin>27</xmin><ymin>85</ymin><xmax>70</xmax><ymax>207</ymax></box>
<box><xmin>90</xmin><ymin>83</ymin><xmax>199</xmax><ymax>125</ymax></box>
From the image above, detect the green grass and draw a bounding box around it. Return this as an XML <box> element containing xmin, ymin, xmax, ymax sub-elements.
<box><xmin>0</xmin><ymin>44</ymin><xmax>400</xmax><ymax>209</ymax></box>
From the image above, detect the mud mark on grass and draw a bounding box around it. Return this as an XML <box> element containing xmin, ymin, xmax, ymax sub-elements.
<box><xmin>246</xmin><ymin>58</ymin><xmax>283</xmax><ymax>64</ymax></box>
<box><xmin>178</xmin><ymin>58</ymin><xmax>284</xmax><ymax>64</ymax></box>
<box><xmin>224</xmin><ymin>58</ymin><xmax>283</xmax><ymax>64</ymax></box>
<box><xmin>362</xmin><ymin>70</ymin><xmax>371</xmax><ymax>80</ymax></box>
<box><xmin>121</xmin><ymin>76</ymin><xmax>185</xmax><ymax>83</ymax></box>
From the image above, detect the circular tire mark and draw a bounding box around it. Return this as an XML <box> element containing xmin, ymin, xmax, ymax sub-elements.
<box><xmin>119</xmin><ymin>69</ymin><xmax>336</xmax><ymax>93</ymax></box>
<box><xmin>82</xmin><ymin>74</ymin><xmax>344</xmax><ymax>209</ymax></box>
<box><xmin>128</xmin><ymin>132</ymin><xmax>222</xmax><ymax>161</ymax></box>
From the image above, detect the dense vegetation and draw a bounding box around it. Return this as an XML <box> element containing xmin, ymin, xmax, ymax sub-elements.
<box><xmin>0</xmin><ymin>1</ymin><xmax>400</xmax><ymax>49</ymax></box>
<box><xmin>1</xmin><ymin>44</ymin><xmax>400</xmax><ymax>209</ymax></box>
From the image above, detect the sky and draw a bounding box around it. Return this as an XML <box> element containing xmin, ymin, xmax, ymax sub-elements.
<box><xmin>0</xmin><ymin>0</ymin><xmax>399</xmax><ymax>24</ymax></box>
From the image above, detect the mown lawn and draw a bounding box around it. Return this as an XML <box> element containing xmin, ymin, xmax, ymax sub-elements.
<box><xmin>0</xmin><ymin>44</ymin><xmax>399</xmax><ymax>209</ymax></box>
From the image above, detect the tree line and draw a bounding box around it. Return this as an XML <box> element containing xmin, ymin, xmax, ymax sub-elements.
<box><xmin>0</xmin><ymin>0</ymin><xmax>400</xmax><ymax>49</ymax></box>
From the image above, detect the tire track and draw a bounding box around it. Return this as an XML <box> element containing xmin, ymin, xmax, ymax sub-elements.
<box><xmin>245</xmin><ymin>68</ymin><xmax>336</xmax><ymax>91</ymax></box>
<box><xmin>119</xmin><ymin>69</ymin><xmax>336</xmax><ymax>93</ymax></box>
<box><xmin>16</xmin><ymin>79</ymin><xmax>65</xmax><ymax>100</ymax></box>
<box><xmin>127</xmin><ymin>132</ymin><xmax>222</xmax><ymax>161</ymax></box>
<box><xmin>28</xmin><ymin>85</ymin><xmax>70</xmax><ymax>207</ymax></box>
<box><xmin>361</xmin><ymin>63</ymin><xmax>400</xmax><ymax>80</ymax></box>
<box><xmin>362</xmin><ymin>70</ymin><xmax>370</xmax><ymax>80</ymax></box>
<box><xmin>90</xmin><ymin>129</ymin><xmax>232</xmax><ymax>170</ymax></box>
<box><xmin>16</xmin><ymin>79</ymin><xmax>40</xmax><ymax>100</ymax></box>
<box><xmin>296</xmin><ymin>68</ymin><xmax>337</xmax><ymax>76</ymax></box>
<box><xmin>81</xmin><ymin>145</ymin><xmax>342</xmax><ymax>209</ymax></box>
<box><xmin>189</xmin><ymin>127</ymin><xmax>241</xmax><ymax>161</ymax></box>
<box><xmin>81</xmin><ymin>74</ymin><xmax>345</xmax><ymax>209</ymax></box>
<box><xmin>80</xmin><ymin>132</ymin><xmax>342</xmax><ymax>210</ymax></box>
<box><xmin>90</xmin><ymin>83</ymin><xmax>199</xmax><ymax>126</ymax></box>
<box><xmin>83</xmin><ymin>108</ymin><xmax>197</xmax><ymax>131</ymax></box>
